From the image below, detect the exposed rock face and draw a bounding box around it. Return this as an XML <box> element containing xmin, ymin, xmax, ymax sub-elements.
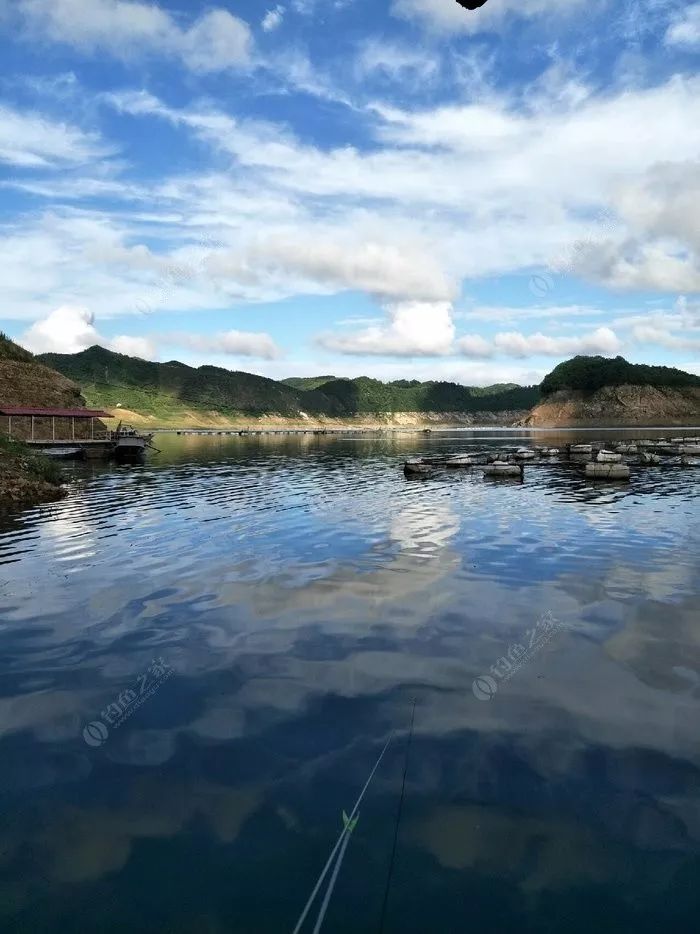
<box><xmin>521</xmin><ymin>385</ymin><xmax>700</xmax><ymax>428</ymax></box>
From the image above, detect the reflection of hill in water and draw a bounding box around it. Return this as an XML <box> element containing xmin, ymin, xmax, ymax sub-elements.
<box><xmin>0</xmin><ymin>430</ymin><xmax>698</xmax><ymax>930</ymax></box>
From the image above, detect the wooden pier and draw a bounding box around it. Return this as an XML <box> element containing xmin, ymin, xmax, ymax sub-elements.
<box><xmin>1</xmin><ymin>406</ymin><xmax>152</xmax><ymax>461</ymax></box>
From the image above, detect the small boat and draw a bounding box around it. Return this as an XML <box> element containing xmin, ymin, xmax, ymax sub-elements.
<box><xmin>38</xmin><ymin>447</ymin><xmax>85</xmax><ymax>460</ymax></box>
<box><xmin>445</xmin><ymin>455</ymin><xmax>473</xmax><ymax>468</ymax></box>
<box><xmin>112</xmin><ymin>422</ymin><xmax>156</xmax><ymax>463</ymax></box>
<box><xmin>514</xmin><ymin>448</ymin><xmax>536</xmax><ymax>460</ymax></box>
<box><xmin>596</xmin><ymin>450</ymin><xmax>623</xmax><ymax>463</ymax></box>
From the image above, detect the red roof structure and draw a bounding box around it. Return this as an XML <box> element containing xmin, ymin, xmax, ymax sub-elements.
<box><xmin>0</xmin><ymin>406</ymin><xmax>111</xmax><ymax>418</ymax></box>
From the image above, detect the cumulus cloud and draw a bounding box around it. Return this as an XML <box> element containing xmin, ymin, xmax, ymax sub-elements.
<box><xmin>21</xmin><ymin>306</ymin><xmax>102</xmax><ymax>354</ymax></box>
<box><xmin>19</xmin><ymin>307</ymin><xmax>280</xmax><ymax>362</ymax></box>
<box><xmin>321</xmin><ymin>309</ymin><xmax>622</xmax><ymax>360</ymax></box>
<box><xmin>319</xmin><ymin>301</ymin><xmax>456</xmax><ymax>356</ymax></box>
<box><xmin>261</xmin><ymin>5</ymin><xmax>285</xmax><ymax>32</ymax></box>
<box><xmin>665</xmin><ymin>3</ymin><xmax>700</xmax><ymax>49</ymax></box>
<box><xmin>20</xmin><ymin>306</ymin><xmax>161</xmax><ymax>358</ymax></box>
<box><xmin>16</xmin><ymin>0</ymin><xmax>252</xmax><ymax>72</ymax></box>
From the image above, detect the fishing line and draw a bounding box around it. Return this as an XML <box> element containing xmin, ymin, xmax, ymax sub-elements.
<box><xmin>291</xmin><ymin>733</ymin><xmax>393</xmax><ymax>934</ymax></box>
<box><xmin>377</xmin><ymin>699</ymin><xmax>416</xmax><ymax>934</ymax></box>
<box><xmin>310</xmin><ymin>819</ymin><xmax>354</xmax><ymax>934</ymax></box>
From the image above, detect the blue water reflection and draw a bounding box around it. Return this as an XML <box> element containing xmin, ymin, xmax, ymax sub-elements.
<box><xmin>0</xmin><ymin>430</ymin><xmax>698</xmax><ymax>933</ymax></box>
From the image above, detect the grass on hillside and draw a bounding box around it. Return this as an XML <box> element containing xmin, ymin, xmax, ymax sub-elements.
<box><xmin>0</xmin><ymin>332</ymin><xmax>33</xmax><ymax>363</ymax></box>
<box><xmin>0</xmin><ymin>435</ymin><xmax>63</xmax><ymax>486</ymax></box>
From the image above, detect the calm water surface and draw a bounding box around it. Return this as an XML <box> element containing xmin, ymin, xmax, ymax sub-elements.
<box><xmin>1</xmin><ymin>430</ymin><xmax>699</xmax><ymax>933</ymax></box>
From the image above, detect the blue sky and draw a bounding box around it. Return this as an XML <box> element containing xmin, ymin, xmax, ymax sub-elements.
<box><xmin>0</xmin><ymin>0</ymin><xmax>699</xmax><ymax>385</ymax></box>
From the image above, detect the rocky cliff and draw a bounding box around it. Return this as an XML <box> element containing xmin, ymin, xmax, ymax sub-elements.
<box><xmin>521</xmin><ymin>384</ymin><xmax>700</xmax><ymax>427</ymax></box>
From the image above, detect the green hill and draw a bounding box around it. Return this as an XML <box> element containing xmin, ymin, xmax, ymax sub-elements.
<box><xmin>38</xmin><ymin>346</ymin><xmax>342</xmax><ymax>420</ymax></box>
<box><xmin>541</xmin><ymin>355</ymin><xmax>700</xmax><ymax>395</ymax></box>
<box><xmin>315</xmin><ymin>376</ymin><xmax>539</xmax><ymax>414</ymax></box>
<box><xmin>37</xmin><ymin>346</ymin><xmax>540</xmax><ymax>426</ymax></box>
<box><xmin>282</xmin><ymin>376</ymin><xmax>337</xmax><ymax>390</ymax></box>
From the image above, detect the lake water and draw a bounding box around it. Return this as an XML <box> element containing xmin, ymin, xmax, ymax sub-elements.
<box><xmin>1</xmin><ymin>429</ymin><xmax>699</xmax><ymax>933</ymax></box>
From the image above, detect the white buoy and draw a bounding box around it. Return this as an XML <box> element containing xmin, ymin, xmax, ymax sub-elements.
<box><xmin>483</xmin><ymin>462</ymin><xmax>524</xmax><ymax>478</ymax></box>
<box><xmin>596</xmin><ymin>450</ymin><xmax>623</xmax><ymax>463</ymax></box>
<box><xmin>585</xmin><ymin>463</ymin><xmax>630</xmax><ymax>480</ymax></box>
<box><xmin>445</xmin><ymin>455</ymin><xmax>473</xmax><ymax>468</ymax></box>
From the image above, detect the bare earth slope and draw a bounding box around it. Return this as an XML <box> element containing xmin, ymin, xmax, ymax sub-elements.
<box><xmin>522</xmin><ymin>385</ymin><xmax>700</xmax><ymax>427</ymax></box>
<box><xmin>0</xmin><ymin>339</ymin><xmax>83</xmax><ymax>506</ymax></box>
<box><xmin>0</xmin><ymin>358</ymin><xmax>84</xmax><ymax>409</ymax></box>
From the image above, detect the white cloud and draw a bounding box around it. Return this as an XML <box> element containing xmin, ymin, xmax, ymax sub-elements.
<box><xmin>665</xmin><ymin>2</ymin><xmax>700</xmax><ymax>49</ymax></box>
<box><xmin>19</xmin><ymin>306</ymin><xmax>279</xmax><ymax>362</ymax></box>
<box><xmin>321</xmin><ymin>305</ymin><xmax>622</xmax><ymax>360</ymax></box>
<box><xmin>262</xmin><ymin>5</ymin><xmax>285</xmax><ymax>32</ymax></box>
<box><xmin>391</xmin><ymin>0</ymin><xmax>586</xmax><ymax>34</ymax></box>
<box><xmin>107</xmin><ymin>76</ymin><xmax>700</xmax><ymax>298</ymax></box>
<box><xmin>355</xmin><ymin>39</ymin><xmax>439</xmax><ymax>85</ymax></box>
<box><xmin>456</xmin><ymin>334</ymin><xmax>492</xmax><ymax>358</ymax></box>
<box><xmin>167</xmin><ymin>330</ymin><xmax>281</xmax><ymax>360</ymax></box>
<box><xmin>178</xmin><ymin>10</ymin><xmax>251</xmax><ymax>73</ymax></box>
<box><xmin>0</xmin><ymin>103</ymin><xmax>108</xmax><ymax>167</ymax></box>
<box><xmin>490</xmin><ymin>326</ymin><xmax>622</xmax><ymax>358</ymax></box>
<box><xmin>20</xmin><ymin>305</ymin><xmax>158</xmax><ymax>358</ymax></box>
<box><xmin>17</xmin><ymin>0</ymin><xmax>252</xmax><ymax>72</ymax></box>
<box><xmin>456</xmin><ymin>326</ymin><xmax>622</xmax><ymax>360</ymax></box>
<box><xmin>319</xmin><ymin>301</ymin><xmax>456</xmax><ymax>356</ymax></box>
<box><xmin>110</xmin><ymin>335</ymin><xmax>157</xmax><ymax>359</ymax></box>
<box><xmin>252</xmin><ymin>236</ymin><xmax>455</xmax><ymax>302</ymax></box>
<box><xmin>22</xmin><ymin>305</ymin><xmax>101</xmax><ymax>354</ymax></box>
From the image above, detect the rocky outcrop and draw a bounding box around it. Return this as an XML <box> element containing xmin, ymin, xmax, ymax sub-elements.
<box><xmin>521</xmin><ymin>385</ymin><xmax>700</xmax><ymax>428</ymax></box>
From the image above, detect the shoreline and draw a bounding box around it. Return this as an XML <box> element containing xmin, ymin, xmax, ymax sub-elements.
<box><xmin>100</xmin><ymin>407</ymin><xmax>700</xmax><ymax>434</ymax></box>
<box><xmin>0</xmin><ymin>439</ymin><xmax>66</xmax><ymax>510</ymax></box>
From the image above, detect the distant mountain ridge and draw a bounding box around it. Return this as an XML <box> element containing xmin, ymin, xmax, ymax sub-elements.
<box><xmin>37</xmin><ymin>346</ymin><xmax>541</xmax><ymax>426</ymax></box>
<box><xmin>21</xmin><ymin>345</ymin><xmax>699</xmax><ymax>429</ymax></box>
